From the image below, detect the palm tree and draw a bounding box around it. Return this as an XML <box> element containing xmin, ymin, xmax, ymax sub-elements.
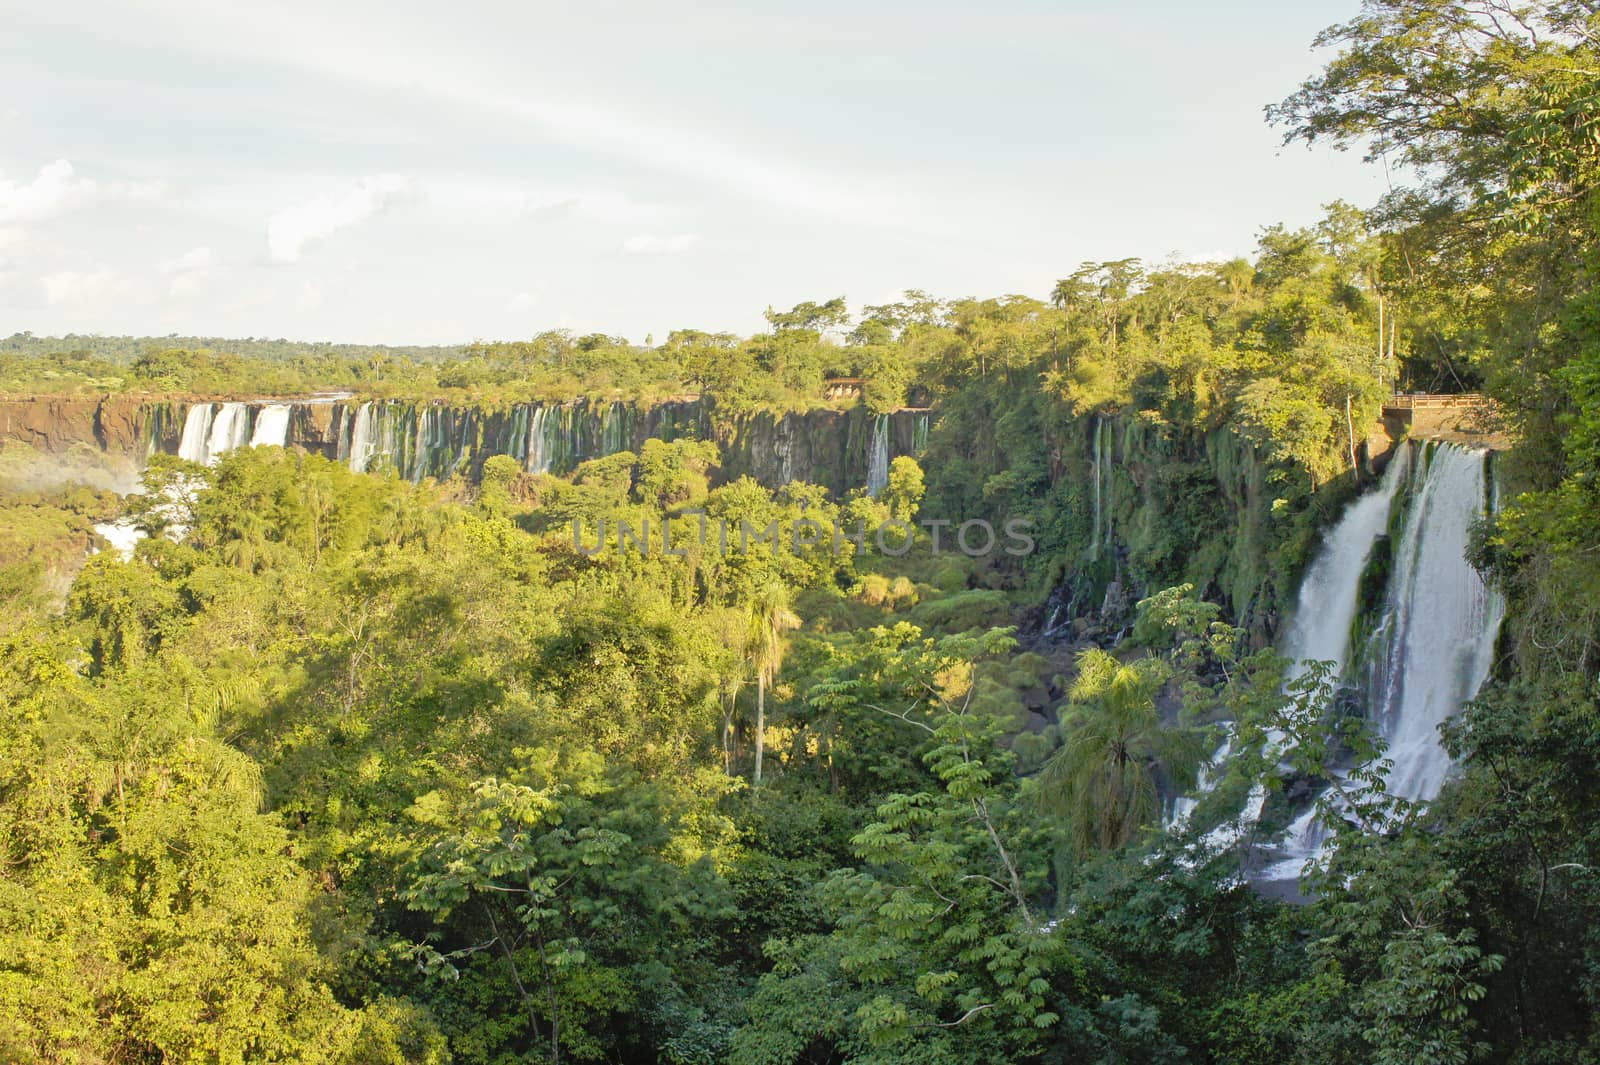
<box><xmin>1038</xmin><ymin>648</ymin><xmax>1204</xmax><ymax>853</ymax></box>
<box><xmin>746</xmin><ymin>580</ymin><xmax>800</xmax><ymax>787</ymax></box>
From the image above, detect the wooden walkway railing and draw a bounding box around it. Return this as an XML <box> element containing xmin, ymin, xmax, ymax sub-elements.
<box><xmin>1384</xmin><ymin>392</ymin><xmax>1487</xmax><ymax>411</ymax></box>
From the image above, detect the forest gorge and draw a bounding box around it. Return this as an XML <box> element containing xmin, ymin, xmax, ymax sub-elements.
<box><xmin>4</xmin><ymin>1</ymin><xmax>1600</xmax><ymax>1062</ymax></box>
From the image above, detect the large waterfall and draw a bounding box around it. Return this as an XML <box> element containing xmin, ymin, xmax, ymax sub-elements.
<box><xmin>1168</xmin><ymin>441</ymin><xmax>1506</xmax><ymax>884</ymax></box>
<box><xmin>526</xmin><ymin>406</ymin><xmax>553</xmax><ymax>474</ymax></box>
<box><xmin>1275</xmin><ymin>443</ymin><xmax>1502</xmax><ymax>879</ymax></box>
<box><xmin>1367</xmin><ymin>444</ymin><xmax>1505</xmax><ymax>799</ymax></box>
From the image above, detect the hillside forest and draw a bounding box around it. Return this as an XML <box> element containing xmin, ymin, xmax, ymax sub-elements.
<box><xmin>4</xmin><ymin>2</ymin><xmax>1600</xmax><ymax>1063</ymax></box>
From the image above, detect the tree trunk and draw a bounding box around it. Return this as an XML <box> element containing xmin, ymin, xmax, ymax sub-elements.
<box><xmin>1346</xmin><ymin>392</ymin><xmax>1358</xmax><ymax>473</ymax></box>
<box><xmin>753</xmin><ymin>673</ymin><xmax>766</xmax><ymax>786</ymax></box>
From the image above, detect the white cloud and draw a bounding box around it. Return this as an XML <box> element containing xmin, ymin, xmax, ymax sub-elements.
<box><xmin>0</xmin><ymin>160</ymin><xmax>95</xmax><ymax>225</ymax></box>
<box><xmin>507</xmin><ymin>291</ymin><xmax>537</xmax><ymax>310</ymax></box>
<box><xmin>0</xmin><ymin>159</ymin><xmax>163</xmax><ymax>229</ymax></box>
<box><xmin>41</xmin><ymin>265</ymin><xmax>114</xmax><ymax>304</ymax></box>
<box><xmin>622</xmin><ymin>233</ymin><xmax>699</xmax><ymax>255</ymax></box>
<box><xmin>267</xmin><ymin>175</ymin><xmax>411</xmax><ymax>263</ymax></box>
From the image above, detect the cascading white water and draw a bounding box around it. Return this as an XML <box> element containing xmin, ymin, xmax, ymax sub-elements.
<box><xmin>1260</xmin><ymin>443</ymin><xmax>1504</xmax><ymax>882</ymax></box>
<box><xmin>526</xmin><ymin>406</ymin><xmax>550</xmax><ymax>473</ymax></box>
<box><xmin>348</xmin><ymin>403</ymin><xmax>377</xmax><ymax>473</ymax></box>
<box><xmin>508</xmin><ymin>406</ymin><xmax>530</xmax><ymax>466</ymax></box>
<box><xmin>249</xmin><ymin>404</ymin><xmax>292</xmax><ymax>448</ymax></box>
<box><xmin>1278</xmin><ymin>450</ymin><xmax>1410</xmax><ymax>682</ymax></box>
<box><xmin>1368</xmin><ymin>444</ymin><xmax>1505</xmax><ymax>800</ymax></box>
<box><xmin>177</xmin><ymin>403</ymin><xmax>215</xmax><ymax>463</ymax></box>
<box><xmin>1257</xmin><ymin>452</ymin><xmax>1409</xmax><ymax>866</ymax></box>
<box><xmin>413</xmin><ymin>406</ymin><xmax>442</xmax><ymax>483</ymax></box>
<box><xmin>204</xmin><ymin>403</ymin><xmax>252</xmax><ymax>463</ymax></box>
<box><xmin>1168</xmin><ymin>730</ymin><xmax>1234</xmax><ymax>829</ymax></box>
<box><xmin>1170</xmin><ymin>443</ymin><xmax>1505</xmax><ymax>883</ymax></box>
<box><xmin>866</xmin><ymin>414</ymin><xmax>890</xmax><ymax>497</ymax></box>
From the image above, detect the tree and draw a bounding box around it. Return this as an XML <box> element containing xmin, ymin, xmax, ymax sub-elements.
<box><xmin>746</xmin><ymin>581</ymin><xmax>800</xmax><ymax>787</ymax></box>
<box><xmin>880</xmin><ymin>456</ymin><xmax>925</xmax><ymax>524</ymax></box>
<box><xmin>730</xmin><ymin>629</ymin><xmax>1061</xmax><ymax>1064</ymax></box>
<box><xmin>1037</xmin><ymin>648</ymin><xmax>1204</xmax><ymax>854</ymax></box>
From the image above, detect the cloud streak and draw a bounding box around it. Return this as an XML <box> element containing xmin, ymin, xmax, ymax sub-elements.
<box><xmin>119</xmin><ymin>2</ymin><xmax>909</xmax><ymax>227</ymax></box>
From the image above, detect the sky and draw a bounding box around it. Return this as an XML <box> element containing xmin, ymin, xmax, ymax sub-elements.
<box><xmin>0</xmin><ymin>0</ymin><xmax>1388</xmax><ymax>346</ymax></box>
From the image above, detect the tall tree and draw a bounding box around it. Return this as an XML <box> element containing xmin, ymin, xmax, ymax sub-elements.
<box><xmin>746</xmin><ymin>580</ymin><xmax>800</xmax><ymax>787</ymax></box>
<box><xmin>1037</xmin><ymin>648</ymin><xmax>1204</xmax><ymax>853</ymax></box>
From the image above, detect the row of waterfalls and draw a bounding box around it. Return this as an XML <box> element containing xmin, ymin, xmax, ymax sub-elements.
<box><xmin>161</xmin><ymin>398</ymin><xmax>929</xmax><ymax>496</ymax></box>
<box><xmin>1164</xmin><ymin>440</ymin><xmax>1505</xmax><ymax>882</ymax></box>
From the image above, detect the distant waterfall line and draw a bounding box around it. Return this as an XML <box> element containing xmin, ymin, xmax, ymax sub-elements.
<box><xmin>158</xmin><ymin>398</ymin><xmax>936</xmax><ymax>491</ymax></box>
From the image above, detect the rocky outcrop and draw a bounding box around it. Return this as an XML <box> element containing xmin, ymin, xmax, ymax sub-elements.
<box><xmin>0</xmin><ymin>395</ymin><xmax>159</xmax><ymax>454</ymax></box>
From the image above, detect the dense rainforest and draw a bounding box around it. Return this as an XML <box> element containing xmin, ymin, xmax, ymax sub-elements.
<box><xmin>4</xmin><ymin>1</ymin><xmax>1600</xmax><ymax>1062</ymax></box>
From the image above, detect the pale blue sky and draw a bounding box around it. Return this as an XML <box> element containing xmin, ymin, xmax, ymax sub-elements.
<box><xmin>0</xmin><ymin>0</ymin><xmax>1386</xmax><ymax>345</ymax></box>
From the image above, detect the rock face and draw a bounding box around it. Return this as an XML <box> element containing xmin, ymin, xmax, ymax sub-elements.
<box><xmin>0</xmin><ymin>394</ymin><xmax>937</xmax><ymax>496</ymax></box>
<box><xmin>0</xmin><ymin>395</ymin><xmax>160</xmax><ymax>455</ymax></box>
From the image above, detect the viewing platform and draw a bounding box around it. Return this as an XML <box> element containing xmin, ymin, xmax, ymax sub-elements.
<box><xmin>823</xmin><ymin>377</ymin><xmax>866</xmax><ymax>401</ymax></box>
<box><xmin>1379</xmin><ymin>392</ymin><xmax>1509</xmax><ymax>449</ymax></box>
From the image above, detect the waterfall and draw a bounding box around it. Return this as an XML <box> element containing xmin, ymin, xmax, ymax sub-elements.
<box><xmin>1259</xmin><ymin>443</ymin><xmax>1504</xmax><ymax>882</ymax></box>
<box><xmin>1167</xmin><ymin>443</ymin><xmax>1504</xmax><ymax>883</ymax></box>
<box><xmin>94</xmin><ymin>519</ymin><xmax>145</xmax><ymax>560</ymax></box>
<box><xmin>508</xmin><ymin>405</ymin><xmax>530</xmax><ymax>466</ymax></box>
<box><xmin>1090</xmin><ymin>417</ymin><xmax>1114</xmax><ymax>557</ymax></box>
<box><xmin>601</xmin><ymin>402</ymin><xmax>629</xmax><ymax>455</ymax></box>
<box><xmin>1091</xmin><ymin>418</ymin><xmax>1102</xmax><ymax>555</ymax></box>
<box><xmin>1254</xmin><ymin>452</ymin><xmax>1409</xmax><ymax>869</ymax></box>
<box><xmin>527</xmin><ymin>406</ymin><xmax>550</xmax><ymax>473</ymax></box>
<box><xmin>1367</xmin><ymin>444</ymin><xmax>1505</xmax><ymax>800</ymax></box>
<box><xmin>775</xmin><ymin>415</ymin><xmax>795</xmax><ymax>484</ymax></box>
<box><xmin>866</xmin><ymin>414</ymin><xmax>890</xmax><ymax>497</ymax></box>
<box><xmin>348</xmin><ymin>402</ymin><xmax>378</xmax><ymax>473</ymax></box>
<box><xmin>249</xmin><ymin>404</ymin><xmax>292</xmax><ymax>448</ymax></box>
<box><xmin>1168</xmin><ymin>730</ymin><xmax>1234</xmax><ymax>829</ymax></box>
<box><xmin>412</xmin><ymin>406</ymin><xmax>438</xmax><ymax>483</ymax></box>
<box><xmin>913</xmin><ymin>413</ymin><xmax>930</xmax><ymax>454</ymax></box>
<box><xmin>177</xmin><ymin>403</ymin><xmax>215</xmax><ymax>463</ymax></box>
<box><xmin>1278</xmin><ymin>450</ymin><xmax>1410</xmax><ymax>682</ymax></box>
<box><xmin>200</xmin><ymin>402</ymin><xmax>252</xmax><ymax>464</ymax></box>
